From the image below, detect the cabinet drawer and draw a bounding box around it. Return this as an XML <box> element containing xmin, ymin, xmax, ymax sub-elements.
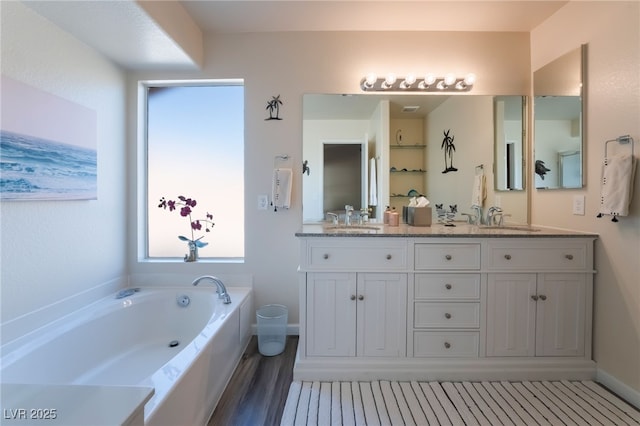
<box><xmin>306</xmin><ymin>240</ymin><xmax>407</xmax><ymax>271</ymax></box>
<box><xmin>486</xmin><ymin>241</ymin><xmax>588</xmax><ymax>271</ymax></box>
<box><xmin>414</xmin><ymin>302</ymin><xmax>480</xmax><ymax>328</ymax></box>
<box><xmin>415</xmin><ymin>244</ymin><xmax>480</xmax><ymax>270</ymax></box>
<box><xmin>414</xmin><ymin>274</ymin><xmax>480</xmax><ymax>299</ymax></box>
<box><xmin>413</xmin><ymin>331</ymin><xmax>479</xmax><ymax>357</ymax></box>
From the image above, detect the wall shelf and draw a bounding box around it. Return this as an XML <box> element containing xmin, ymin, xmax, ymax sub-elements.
<box><xmin>390</xmin><ymin>144</ymin><xmax>426</xmax><ymax>149</ymax></box>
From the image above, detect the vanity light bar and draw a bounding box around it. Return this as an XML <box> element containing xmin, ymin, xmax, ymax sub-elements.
<box><xmin>361</xmin><ymin>73</ymin><xmax>476</xmax><ymax>92</ymax></box>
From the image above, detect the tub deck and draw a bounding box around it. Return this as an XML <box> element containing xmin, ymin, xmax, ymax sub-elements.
<box><xmin>1</xmin><ymin>383</ymin><xmax>153</xmax><ymax>426</ymax></box>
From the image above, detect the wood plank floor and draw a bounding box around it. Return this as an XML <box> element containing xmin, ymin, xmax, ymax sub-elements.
<box><xmin>207</xmin><ymin>336</ymin><xmax>298</xmax><ymax>426</ymax></box>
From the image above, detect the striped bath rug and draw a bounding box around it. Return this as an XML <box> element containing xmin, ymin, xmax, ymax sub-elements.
<box><xmin>281</xmin><ymin>380</ymin><xmax>640</xmax><ymax>425</ymax></box>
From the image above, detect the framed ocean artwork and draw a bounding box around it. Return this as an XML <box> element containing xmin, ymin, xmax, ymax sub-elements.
<box><xmin>1</xmin><ymin>75</ymin><xmax>97</xmax><ymax>201</ymax></box>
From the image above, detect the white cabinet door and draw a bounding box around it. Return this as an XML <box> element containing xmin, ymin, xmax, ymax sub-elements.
<box><xmin>357</xmin><ymin>273</ymin><xmax>407</xmax><ymax>357</ymax></box>
<box><xmin>486</xmin><ymin>273</ymin><xmax>537</xmax><ymax>356</ymax></box>
<box><xmin>536</xmin><ymin>273</ymin><xmax>586</xmax><ymax>357</ymax></box>
<box><xmin>306</xmin><ymin>272</ymin><xmax>356</xmax><ymax>356</ymax></box>
<box><xmin>487</xmin><ymin>273</ymin><xmax>587</xmax><ymax>357</ymax></box>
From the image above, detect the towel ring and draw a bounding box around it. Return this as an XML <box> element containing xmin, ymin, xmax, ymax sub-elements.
<box><xmin>604</xmin><ymin>135</ymin><xmax>634</xmax><ymax>157</ymax></box>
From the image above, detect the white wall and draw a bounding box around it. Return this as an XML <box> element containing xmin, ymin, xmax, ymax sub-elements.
<box><xmin>127</xmin><ymin>31</ymin><xmax>531</xmax><ymax>327</ymax></box>
<box><xmin>531</xmin><ymin>1</ymin><xmax>640</xmax><ymax>396</ymax></box>
<box><xmin>0</xmin><ymin>2</ymin><xmax>128</xmax><ymax>342</ymax></box>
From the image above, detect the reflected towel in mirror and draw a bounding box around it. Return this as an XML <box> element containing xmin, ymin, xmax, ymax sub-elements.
<box><xmin>471</xmin><ymin>173</ymin><xmax>486</xmax><ymax>207</ymax></box>
<box><xmin>369</xmin><ymin>157</ymin><xmax>377</xmax><ymax>206</ymax></box>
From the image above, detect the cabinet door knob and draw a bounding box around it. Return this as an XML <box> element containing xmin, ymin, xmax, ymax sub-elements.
<box><xmin>504</xmin><ymin>254</ymin><xmax>512</xmax><ymax>260</ymax></box>
<box><xmin>386</xmin><ymin>254</ymin><xmax>392</xmax><ymax>260</ymax></box>
<box><xmin>350</xmin><ymin>295</ymin><xmax>356</xmax><ymax>301</ymax></box>
<box><xmin>444</xmin><ymin>313</ymin><xmax>452</xmax><ymax>319</ymax></box>
<box><xmin>445</xmin><ymin>284</ymin><xmax>452</xmax><ymax>290</ymax></box>
<box><xmin>539</xmin><ymin>294</ymin><xmax>547</xmax><ymax>301</ymax></box>
<box><xmin>323</xmin><ymin>253</ymin><xmax>329</xmax><ymax>260</ymax></box>
<box><xmin>565</xmin><ymin>254</ymin><xmax>574</xmax><ymax>260</ymax></box>
<box><xmin>444</xmin><ymin>342</ymin><xmax>451</xmax><ymax>349</ymax></box>
<box><xmin>358</xmin><ymin>295</ymin><xmax>364</xmax><ymax>301</ymax></box>
<box><xmin>445</xmin><ymin>254</ymin><xmax>452</xmax><ymax>261</ymax></box>
<box><xmin>531</xmin><ymin>295</ymin><xmax>539</xmax><ymax>301</ymax></box>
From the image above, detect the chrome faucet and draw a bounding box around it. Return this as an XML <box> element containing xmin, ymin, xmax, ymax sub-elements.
<box><xmin>463</xmin><ymin>205</ymin><xmax>483</xmax><ymax>225</ymax></box>
<box><xmin>358</xmin><ymin>208</ymin><xmax>369</xmax><ymax>225</ymax></box>
<box><xmin>192</xmin><ymin>275</ymin><xmax>231</xmax><ymax>304</ymax></box>
<box><xmin>344</xmin><ymin>205</ymin><xmax>354</xmax><ymax>226</ymax></box>
<box><xmin>485</xmin><ymin>206</ymin><xmax>503</xmax><ymax>226</ymax></box>
<box><xmin>326</xmin><ymin>212</ymin><xmax>338</xmax><ymax>225</ymax></box>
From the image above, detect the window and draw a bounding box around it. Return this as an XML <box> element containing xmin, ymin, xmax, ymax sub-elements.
<box><xmin>144</xmin><ymin>81</ymin><xmax>244</xmax><ymax>260</ymax></box>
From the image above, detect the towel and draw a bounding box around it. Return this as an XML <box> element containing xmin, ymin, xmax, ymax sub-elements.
<box><xmin>272</xmin><ymin>168</ymin><xmax>292</xmax><ymax>210</ymax></box>
<box><xmin>598</xmin><ymin>153</ymin><xmax>636</xmax><ymax>219</ymax></box>
<box><xmin>369</xmin><ymin>157</ymin><xmax>378</xmax><ymax>206</ymax></box>
<box><xmin>471</xmin><ymin>174</ymin><xmax>486</xmax><ymax>207</ymax></box>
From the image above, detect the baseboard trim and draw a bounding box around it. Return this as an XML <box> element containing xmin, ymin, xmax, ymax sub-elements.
<box><xmin>294</xmin><ymin>356</ymin><xmax>596</xmax><ymax>382</ymax></box>
<box><xmin>596</xmin><ymin>368</ymin><xmax>640</xmax><ymax>409</ymax></box>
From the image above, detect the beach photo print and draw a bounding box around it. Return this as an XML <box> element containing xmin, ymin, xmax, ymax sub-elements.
<box><xmin>1</xmin><ymin>75</ymin><xmax>97</xmax><ymax>201</ymax></box>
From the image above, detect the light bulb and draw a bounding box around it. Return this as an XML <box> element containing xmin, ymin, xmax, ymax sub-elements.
<box><xmin>400</xmin><ymin>75</ymin><xmax>416</xmax><ymax>89</ymax></box>
<box><xmin>364</xmin><ymin>73</ymin><xmax>377</xmax><ymax>89</ymax></box>
<box><xmin>381</xmin><ymin>74</ymin><xmax>397</xmax><ymax>89</ymax></box>
<box><xmin>444</xmin><ymin>73</ymin><xmax>456</xmax><ymax>86</ymax></box>
<box><xmin>464</xmin><ymin>73</ymin><xmax>476</xmax><ymax>86</ymax></box>
<box><xmin>425</xmin><ymin>74</ymin><xmax>436</xmax><ymax>85</ymax></box>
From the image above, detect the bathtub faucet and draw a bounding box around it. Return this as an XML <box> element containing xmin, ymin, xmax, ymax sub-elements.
<box><xmin>192</xmin><ymin>275</ymin><xmax>232</xmax><ymax>304</ymax></box>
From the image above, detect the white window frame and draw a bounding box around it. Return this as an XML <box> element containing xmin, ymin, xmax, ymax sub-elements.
<box><xmin>136</xmin><ymin>79</ymin><xmax>245</xmax><ymax>263</ymax></box>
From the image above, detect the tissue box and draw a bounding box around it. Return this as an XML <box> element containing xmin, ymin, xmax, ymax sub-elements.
<box><xmin>407</xmin><ymin>206</ymin><xmax>432</xmax><ymax>227</ymax></box>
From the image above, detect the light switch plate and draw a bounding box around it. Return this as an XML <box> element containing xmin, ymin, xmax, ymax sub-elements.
<box><xmin>572</xmin><ymin>195</ymin><xmax>585</xmax><ymax>215</ymax></box>
<box><xmin>257</xmin><ymin>194</ymin><xmax>268</xmax><ymax>210</ymax></box>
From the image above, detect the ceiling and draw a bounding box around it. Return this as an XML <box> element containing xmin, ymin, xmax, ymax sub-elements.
<box><xmin>23</xmin><ymin>0</ymin><xmax>569</xmax><ymax>70</ymax></box>
<box><xmin>181</xmin><ymin>1</ymin><xmax>568</xmax><ymax>34</ymax></box>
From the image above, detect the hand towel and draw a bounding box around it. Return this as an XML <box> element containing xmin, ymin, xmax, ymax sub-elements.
<box><xmin>272</xmin><ymin>168</ymin><xmax>292</xmax><ymax>210</ymax></box>
<box><xmin>471</xmin><ymin>174</ymin><xmax>486</xmax><ymax>207</ymax></box>
<box><xmin>598</xmin><ymin>153</ymin><xmax>636</xmax><ymax>218</ymax></box>
<box><xmin>369</xmin><ymin>157</ymin><xmax>378</xmax><ymax>206</ymax></box>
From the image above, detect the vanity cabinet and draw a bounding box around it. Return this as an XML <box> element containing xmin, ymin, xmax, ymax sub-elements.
<box><xmin>485</xmin><ymin>239</ymin><xmax>591</xmax><ymax>358</ymax></box>
<box><xmin>306</xmin><ymin>272</ymin><xmax>407</xmax><ymax>357</ymax></box>
<box><xmin>296</xmin><ymin>232</ymin><xmax>596</xmax><ymax>382</ymax></box>
<box><xmin>487</xmin><ymin>273</ymin><xmax>587</xmax><ymax>357</ymax></box>
<box><xmin>411</xmin><ymin>243</ymin><xmax>483</xmax><ymax>358</ymax></box>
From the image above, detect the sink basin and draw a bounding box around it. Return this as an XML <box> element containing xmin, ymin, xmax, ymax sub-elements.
<box><xmin>478</xmin><ymin>225</ymin><xmax>541</xmax><ymax>232</ymax></box>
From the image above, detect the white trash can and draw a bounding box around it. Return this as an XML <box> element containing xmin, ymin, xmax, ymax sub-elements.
<box><xmin>256</xmin><ymin>304</ymin><xmax>288</xmax><ymax>356</ymax></box>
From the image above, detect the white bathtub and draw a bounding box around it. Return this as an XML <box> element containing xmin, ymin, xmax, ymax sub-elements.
<box><xmin>0</xmin><ymin>286</ymin><xmax>253</xmax><ymax>425</ymax></box>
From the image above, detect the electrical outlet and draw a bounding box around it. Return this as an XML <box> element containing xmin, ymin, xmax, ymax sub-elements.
<box><xmin>572</xmin><ymin>195</ymin><xmax>585</xmax><ymax>215</ymax></box>
<box><xmin>257</xmin><ymin>194</ymin><xmax>268</xmax><ymax>210</ymax></box>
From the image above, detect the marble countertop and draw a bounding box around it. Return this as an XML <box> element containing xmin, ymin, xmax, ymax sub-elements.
<box><xmin>296</xmin><ymin>222</ymin><xmax>598</xmax><ymax>238</ymax></box>
<box><xmin>1</xmin><ymin>383</ymin><xmax>154</xmax><ymax>426</ymax></box>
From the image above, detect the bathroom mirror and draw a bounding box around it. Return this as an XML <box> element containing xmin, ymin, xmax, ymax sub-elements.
<box><xmin>533</xmin><ymin>45</ymin><xmax>586</xmax><ymax>189</ymax></box>
<box><xmin>303</xmin><ymin>94</ymin><xmax>527</xmax><ymax>223</ymax></box>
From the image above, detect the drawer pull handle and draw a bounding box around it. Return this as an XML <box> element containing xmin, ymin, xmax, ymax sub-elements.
<box><xmin>358</xmin><ymin>295</ymin><xmax>364</xmax><ymax>301</ymax></box>
<box><xmin>444</xmin><ymin>313</ymin><xmax>452</xmax><ymax>319</ymax></box>
<box><xmin>531</xmin><ymin>295</ymin><xmax>539</xmax><ymax>301</ymax></box>
<box><xmin>445</xmin><ymin>284</ymin><xmax>452</xmax><ymax>290</ymax></box>
<box><xmin>386</xmin><ymin>254</ymin><xmax>392</xmax><ymax>260</ymax></box>
<box><xmin>504</xmin><ymin>254</ymin><xmax>512</xmax><ymax>260</ymax></box>
<box><xmin>565</xmin><ymin>254</ymin><xmax>574</xmax><ymax>260</ymax></box>
<box><xmin>539</xmin><ymin>294</ymin><xmax>547</xmax><ymax>301</ymax></box>
<box><xmin>444</xmin><ymin>342</ymin><xmax>451</xmax><ymax>349</ymax></box>
<box><xmin>350</xmin><ymin>295</ymin><xmax>356</xmax><ymax>301</ymax></box>
<box><xmin>445</xmin><ymin>255</ymin><xmax>452</xmax><ymax>261</ymax></box>
<box><xmin>323</xmin><ymin>253</ymin><xmax>329</xmax><ymax>260</ymax></box>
